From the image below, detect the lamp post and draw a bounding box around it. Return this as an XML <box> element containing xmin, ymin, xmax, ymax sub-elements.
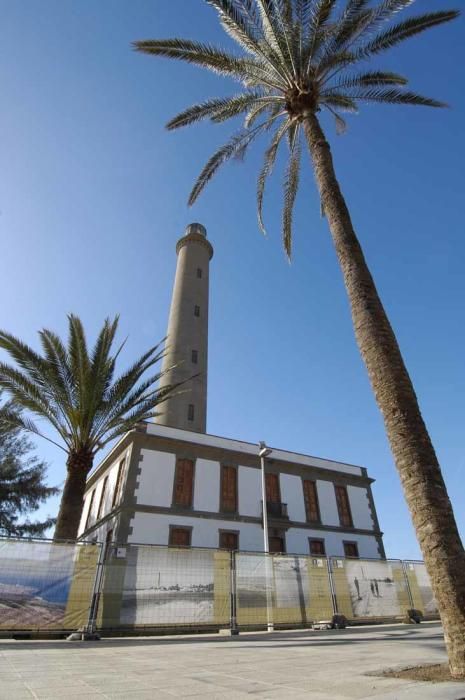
<box><xmin>259</xmin><ymin>441</ymin><xmax>274</xmax><ymax>632</ymax></box>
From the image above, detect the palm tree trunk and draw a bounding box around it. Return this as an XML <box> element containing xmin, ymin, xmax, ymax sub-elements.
<box><xmin>54</xmin><ymin>450</ymin><xmax>93</xmax><ymax>542</ymax></box>
<box><xmin>303</xmin><ymin>112</ymin><xmax>465</xmax><ymax>678</ymax></box>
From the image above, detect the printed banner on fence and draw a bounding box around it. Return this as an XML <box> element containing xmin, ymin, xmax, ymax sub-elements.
<box><xmin>0</xmin><ymin>539</ymin><xmax>97</xmax><ymax>630</ymax></box>
<box><xmin>331</xmin><ymin>558</ymin><xmax>410</xmax><ymax>619</ymax></box>
<box><xmin>99</xmin><ymin>544</ymin><xmax>230</xmax><ymax>628</ymax></box>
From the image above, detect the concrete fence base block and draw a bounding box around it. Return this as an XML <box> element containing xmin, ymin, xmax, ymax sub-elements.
<box><xmin>66</xmin><ymin>630</ymin><xmax>101</xmax><ymax>641</ymax></box>
<box><xmin>219</xmin><ymin>628</ymin><xmax>240</xmax><ymax>636</ymax></box>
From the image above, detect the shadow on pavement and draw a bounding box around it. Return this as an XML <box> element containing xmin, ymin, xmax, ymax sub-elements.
<box><xmin>0</xmin><ymin>623</ymin><xmax>444</xmax><ymax>652</ymax></box>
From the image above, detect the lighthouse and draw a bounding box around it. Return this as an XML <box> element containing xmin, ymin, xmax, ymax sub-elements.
<box><xmin>155</xmin><ymin>223</ymin><xmax>213</xmax><ymax>433</ymax></box>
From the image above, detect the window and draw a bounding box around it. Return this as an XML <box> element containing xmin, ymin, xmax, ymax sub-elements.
<box><xmin>104</xmin><ymin>529</ymin><xmax>114</xmax><ymax>558</ymax></box>
<box><xmin>173</xmin><ymin>458</ymin><xmax>194</xmax><ymax>507</ymax></box>
<box><xmin>219</xmin><ymin>531</ymin><xmax>238</xmax><ymax>550</ymax></box>
<box><xmin>194</xmin><ymin>305</ymin><xmax>200</xmax><ymax>317</ymax></box>
<box><xmin>220</xmin><ymin>465</ymin><xmax>237</xmax><ymax>513</ymax></box>
<box><xmin>188</xmin><ymin>404</ymin><xmax>195</xmax><ymax>422</ymax></box>
<box><xmin>269</xmin><ymin>535</ymin><xmax>285</xmax><ymax>553</ymax></box>
<box><xmin>344</xmin><ymin>542</ymin><xmax>359</xmax><ymax>558</ymax></box>
<box><xmin>309</xmin><ymin>539</ymin><xmax>326</xmax><ymax>556</ymax></box>
<box><xmin>197</xmin><ymin>268</ymin><xmax>202</xmax><ymax>279</ymax></box>
<box><xmin>84</xmin><ymin>490</ymin><xmax>96</xmax><ymax>531</ymax></box>
<box><xmin>191</xmin><ymin>349</ymin><xmax>198</xmax><ymax>364</ymax></box>
<box><xmin>112</xmin><ymin>458</ymin><xmax>126</xmax><ymax>508</ymax></box>
<box><xmin>169</xmin><ymin>527</ymin><xmax>191</xmax><ymax>547</ymax></box>
<box><xmin>303</xmin><ymin>480</ymin><xmax>320</xmax><ymax>523</ymax></box>
<box><xmin>335</xmin><ymin>485</ymin><xmax>353</xmax><ymax>528</ymax></box>
<box><xmin>265</xmin><ymin>473</ymin><xmax>280</xmax><ymax>503</ymax></box>
<box><xmin>96</xmin><ymin>476</ymin><xmax>109</xmax><ymax>521</ymax></box>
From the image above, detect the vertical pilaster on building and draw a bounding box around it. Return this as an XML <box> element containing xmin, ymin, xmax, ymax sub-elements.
<box><xmin>156</xmin><ymin>223</ymin><xmax>213</xmax><ymax>433</ymax></box>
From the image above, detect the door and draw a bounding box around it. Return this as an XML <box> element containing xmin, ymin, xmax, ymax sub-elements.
<box><xmin>269</xmin><ymin>536</ymin><xmax>285</xmax><ymax>553</ymax></box>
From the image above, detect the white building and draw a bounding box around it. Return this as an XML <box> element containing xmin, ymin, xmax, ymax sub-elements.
<box><xmin>78</xmin><ymin>422</ymin><xmax>384</xmax><ymax>559</ymax></box>
<box><xmin>78</xmin><ymin>224</ymin><xmax>384</xmax><ymax>559</ymax></box>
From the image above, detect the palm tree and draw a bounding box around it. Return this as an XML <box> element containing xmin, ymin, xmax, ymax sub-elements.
<box><xmin>0</xmin><ymin>315</ymin><xmax>180</xmax><ymax>542</ymax></box>
<box><xmin>134</xmin><ymin>0</ymin><xmax>464</xmax><ymax>677</ymax></box>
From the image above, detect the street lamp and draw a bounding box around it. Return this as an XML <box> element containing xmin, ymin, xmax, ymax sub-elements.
<box><xmin>259</xmin><ymin>441</ymin><xmax>274</xmax><ymax>632</ymax></box>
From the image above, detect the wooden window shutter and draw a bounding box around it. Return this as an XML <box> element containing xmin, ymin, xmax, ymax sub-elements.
<box><xmin>265</xmin><ymin>473</ymin><xmax>280</xmax><ymax>503</ymax></box>
<box><xmin>344</xmin><ymin>542</ymin><xmax>359</xmax><ymax>558</ymax></box>
<box><xmin>335</xmin><ymin>485</ymin><xmax>353</xmax><ymax>528</ymax></box>
<box><xmin>97</xmin><ymin>476</ymin><xmax>109</xmax><ymax>520</ymax></box>
<box><xmin>303</xmin><ymin>480</ymin><xmax>320</xmax><ymax>523</ymax></box>
<box><xmin>112</xmin><ymin>458</ymin><xmax>126</xmax><ymax>508</ymax></box>
<box><xmin>219</xmin><ymin>531</ymin><xmax>238</xmax><ymax>550</ymax></box>
<box><xmin>221</xmin><ymin>466</ymin><xmax>237</xmax><ymax>513</ymax></box>
<box><xmin>174</xmin><ymin>459</ymin><xmax>194</xmax><ymax>507</ymax></box>
<box><xmin>169</xmin><ymin>528</ymin><xmax>191</xmax><ymax>547</ymax></box>
<box><xmin>309</xmin><ymin>539</ymin><xmax>326</xmax><ymax>556</ymax></box>
<box><xmin>84</xmin><ymin>490</ymin><xmax>96</xmax><ymax>530</ymax></box>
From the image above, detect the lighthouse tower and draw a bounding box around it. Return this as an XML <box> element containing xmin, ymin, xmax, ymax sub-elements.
<box><xmin>155</xmin><ymin>223</ymin><xmax>213</xmax><ymax>433</ymax></box>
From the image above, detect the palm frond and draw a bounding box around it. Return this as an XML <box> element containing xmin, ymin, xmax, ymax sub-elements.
<box><xmin>304</xmin><ymin>0</ymin><xmax>338</xmax><ymax>71</ymax></box>
<box><xmin>282</xmin><ymin>132</ymin><xmax>301</xmax><ymax>258</ymax></box>
<box><xmin>0</xmin><ymin>364</ymin><xmax>67</xmax><ymax>439</ymax></box>
<box><xmin>133</xmin><ymin>38</ymin><xmax>254</xmax><ymax>80</ymax></box>
<box><xmin>257</xmin><ymin>117</ymin><xmax>293</xmax><ymax>234</ymax></box>
<box><xmin>212</xmin><ymin>94</ymin><xmax>284</xmax><ymax>122</ymax></box>
<box><xmin>167</xmin><ymin>93</ymin><xmax>261</xmax><ymax>130</ymax></box>
<box><xmin>0</xmin><ymin>406</ymin><xmax>67</xmax><ymax>452</ymax></box>
<box><xmin>365</xmin><ymin>1</ymin><xmax>416</xmax><ymax>31</ymax></box>
<box><xmin>349</xmin><ymin>88</ymin><xmax>447</xmax><ymax>108</ymax></box>
<box><xmin>326</xmin><ymin>70</ymin><xmax>408</xmax><ymax>90</ymax></box>
<box><xmin>207</xmin><ymin>0</ymin><xmax>293</xmax><ymax>85</ymax></box>
<box><xmin>255</xmin><ymin>0</ymin><xmax>294</xmax><ymax>72</ymax></box>
<box><xmin>356</xmin><ymin>11</ymin><xmax>460</xmax><ymax>59</ymax></box>
<box><xmin>324</xmin><ymin>0</ymin><xmax>372</xmax><ymax>54</ymax></box>
<box><xmin>321</xmin><ymin>92</ymin><xmax>358</xmax><ymax>112</ymax></box>
<box><xmin>188</xmin><ymin>115</ymin><xmax>282</xmax><ymax>205</ymax></box>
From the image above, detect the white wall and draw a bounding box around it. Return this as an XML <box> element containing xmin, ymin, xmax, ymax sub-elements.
<box><xmin>238</xmin><ymin>466</ymin><xmax>262</xmax><ymax>517</ymax></box>
<box><xmin>347</xmin><ymin>486</ymin><xmax>373</xmax><ymax>530</ymax></box>
<box><xmin>281</xmin><ymin>474</ymin><xmax>306</xmax><ymax>522</ymax></box>
<box><xmin>285</xmin><ymin>528</ymin><xmax>380</xmax><ymax>558</ymax></box>
<box><xmin>78</xmin><ymin>449</ymin><xmax>130</xmax><ymax>536</ymax></box>
<box><xmin>129</xmin><ymin>512</ymin><xmax>264</xmax><ymax>551</ymax></box>
<box><xmin>135</xmin><ymin>449</ymin><xmax>176</xmax><ymax>507</ymax></box>
<box><xmin>316</xmin><ymin>480</ymin><xmax>340</xmax><ymax>526</ymax></box>
<box><xmin>129</xmin><ymin>512</ymin><xmax>381</xmax><ymax>558</ymax></box>
<box><xmin>194</xmin><ymin>459</ymin><xmax>220</xmax><ymax>512</ymax></box>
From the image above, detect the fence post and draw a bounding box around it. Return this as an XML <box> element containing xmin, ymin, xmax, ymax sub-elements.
<box><xmin>229</xmin><ymin>550</ymin><xmax>239</xmax><ymax>635</ymax></box>
<box><xmin>85</xmin><ymin>541</ymin><xmax>107</xmax><ymax>636</ymax></box>
<box><xmin>326</xmin><ymin>557</ymin><xmax>338</xmax><ymax>615</ymax></box>
<box><xmin>401</xmin><ymin>560</ymin><xmax>415</xmax><ymax>610</ymax></box>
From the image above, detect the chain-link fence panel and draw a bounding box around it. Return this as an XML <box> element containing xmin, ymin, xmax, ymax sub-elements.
<box><xmin>0</xmin><ymin>537</ymin><xmax>100</xmax><ymax>631</ymax></box>
<box><xmin>329</xmin><ymin>557</ymin><xmax>411</xmax><ymax>620</ymax></box>
<box><xmin>96</xmin><ymin>543</ymin><xmax>231</xmax><ymax>630</ymax></box>
<box><xmin>403</xmin><ymin>561</ymin><xmax>438</xmax><ymax>618</ymax></box>
<box><xmin>235</xmin><ymin>552</ymin><xmax>334</xmax><ymax>627</ymax></box>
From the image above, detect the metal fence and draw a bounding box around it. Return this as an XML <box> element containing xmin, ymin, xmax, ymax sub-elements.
<box><xmin>0</xmin><ymin>537</ymin><xmax>439</xmax><ymax>634</ymax></box>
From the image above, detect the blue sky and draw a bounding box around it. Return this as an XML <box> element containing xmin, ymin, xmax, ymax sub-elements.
<box><xmin>0</xmin><ymin>1</ymin><xmax>463</xmax><ymax>560</ymax></box>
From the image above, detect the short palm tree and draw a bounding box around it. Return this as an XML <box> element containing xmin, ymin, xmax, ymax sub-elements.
<box><xmin>0</xmin><ymin>315</ymin><xmax>180</xmax><ymax>542</ymax></box>
<box><xmin>134</xmin><ymin>0</ymin><xmax>464</xmax><ymax>677</ymax></box>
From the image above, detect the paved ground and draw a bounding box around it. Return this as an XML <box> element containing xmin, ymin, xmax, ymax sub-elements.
<box><xmin>0</xmin><ymin>621</ymin><xmax>464</xmax><ymax>699</ymax></box>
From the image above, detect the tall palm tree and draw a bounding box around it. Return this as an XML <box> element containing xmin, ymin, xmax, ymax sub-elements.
<box><xmin>0</xmin><ymin>315</ymin><xmax>180</xmax><ymax>542</ymax></box>
<box><xmin>134</xmin><ymin>0</ymin><xmax>464</xmax><ymax>677</ymax></box>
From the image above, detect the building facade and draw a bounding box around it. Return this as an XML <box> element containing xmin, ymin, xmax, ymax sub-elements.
<box><xmin>78</xmin><ymin>422</ymin><xmax>385</xmax><ymax>559</ymax></box>
<box><xmin>79</xmin><ymin>222</ymin><xmax>385</xmax><ymax>559</ymax></box>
